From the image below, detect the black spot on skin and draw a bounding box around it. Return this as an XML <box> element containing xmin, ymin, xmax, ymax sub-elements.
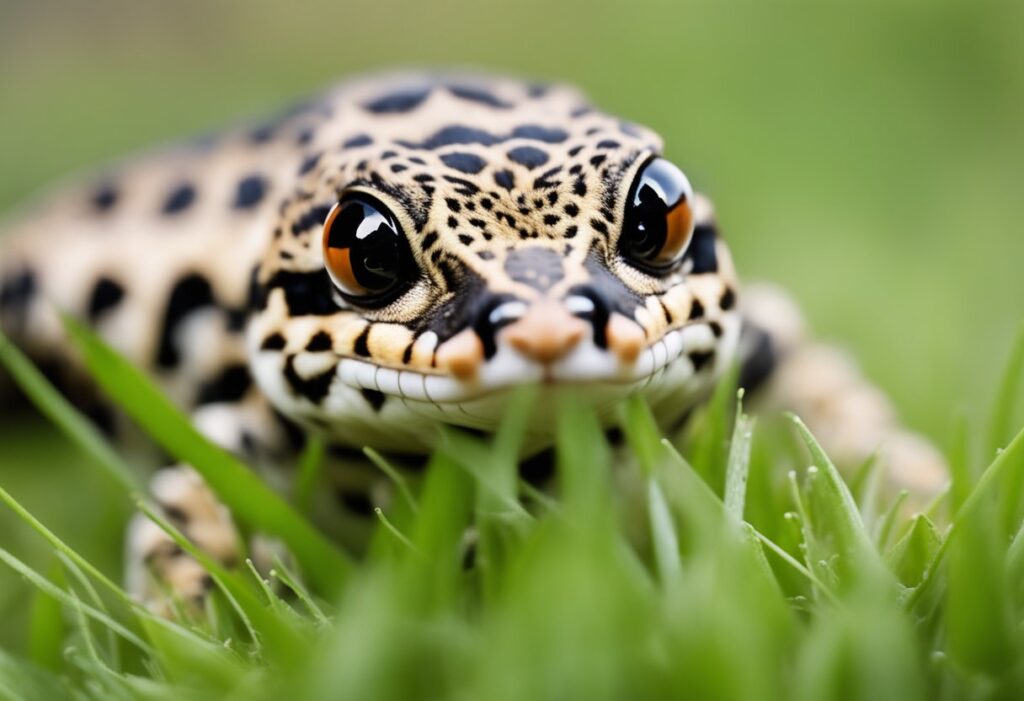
<box><xmin>480</xmin><ymin>197</ymin><xmax>493</xmax><ymax>210</ymax></box>
<box><xmin>226</xmin><ymin>308</ymin><xmax>248</xmax><ymax>331</ymax></box>
<box><xmin>688</xmin><ymin>299</ymin><xmax>705</xmax><ymax>320</ymax></box>
<box><xmin>686</xmin><ymin>225</ymin><xmax>719</xmax><ymax>274</ymax></box>
<box><xmin>298</xmin><ymin>153</ymin><xmax>321</xmax><ymax>175</ymax></box>
<box><xmin>510</xmin><ymin>125</ymin><xmax>568</xmax><ymax>143</ymax></box>
<box><xmin>494</xmin><ymin>169</ymin><xmax>515</xmax><ymax>190</ymax></box>
<box><xmin>570</xmin><ymin>106</ymin><xmax>593</xmax><ymax>118</ymax></box>
<box><xmin>590</xmin><ymin>218</ymin><xmax>609</xmax><ymax>235</ymax></box>
<box><xmin>572</xmin><ymin>177</ymin><xmax>587</xmax><ymax>197</ymax></box>
<box><xmin>295</xmin><ymin>128</ymin><xmax>314</xmax><ymax>146</ymax></box>
<box><xmin>447</xmin><ymin>216</ymin><xmax>459</xmax><ymax>228</ymax></box>
<box><xmin>364</xmin><ymin>86</ymin><xmax>431</xmax><ymax>114</ymax></box>
<box><xmin>477</xmin><ymin>250</ymin><xmax>495</xmax><ymax>261</ymax></box>
<box><xmin>353</xmin><ymin>326</ymin><xmax>371</xmax><ymax>357</ymax></box>
<box><xmin>596</xmin><ymin>139</ymin><xmax>621</xmax><ymax>149</ymax></box>
<box><xmin>196</xmin><ymin>363</ymin><xmax>252</xmax><ymax>405</ymax></box>
<box><xmin>659</xmin><ymin>299</ymin><xmax>674</xmax><ymax>325</ymax></box>
<box><xmin>260</xmin><ymin>270</ymin><xmax>337</xmax><ymax>316</ymax></box>
<box><xmin>564</xmin><ymin>203</ymin><xmax>579</xmax><ymax>217</ymax></box>
<box><xmin>567</xmin><ymin>145</ymin><xmax>584</xmax><ymax>157</ymax></box>
<box><xmin>458</xmin><ymin>234</ymin><xmax>474</xmax><ymax>245</ymax></box>
<box><xmin>445</xmin><ymin>197</ymin><xmax>462</xmax><ymax>213</ymax></box>
<box><xmin>619</xmin><ymin>121</ymin><xmax>643</xmax><ymax>137</ymax></box>
<box><xmin>690</xmin><ymin>350</ymin><xmax>715</xmax><ymax>371</ymax></box>
<box><xmin>442</xmin><ymin>175</ymin><xmax>480</xmax><ymax>195</ymax></box>
<box><xmin>342</xmin><ymin>134</ymin><xmax>373</xmax><ymax>148</ymax></box>
<box><xmin>289</xmin><ymin>205</ymin><xmax>332</xmax><ymax>236</ymax></box>
<box><xmin>161</xmin><ymin>183</ymin><xmax>196</xmax><ymax>215</ymax></box>
<box><xmin>248</xmin><ymin>123</ymin><xmax>276</xmax><ymax>144</ymax></box>
<box><xmin>421</xmin><ymin>231</ymin><xmax>438</xmax><ymax>250</ymax></box>
<box><xmin>436</xmin><ymin>256</ymin><xmax>462</xmax><ymax>291</ymax></box>
<box><xmin>709</xmin><ymin>321</ymin><xmax>723</xmax><ymax>338</ymax></box>
<box><xmin>507</xmin><ymin>146</ymin><xmax>549</xmax><ymax>169</ymax></box>
<box><xmin>590</xmin><ymin>154</ymin><xmax>607</xmax><ymax>167</ymax></box>
<box><xmin>380</xmin><ymin>150</ymin><xmax>398</xmax><ymax>160</ymax></box>
<box><xmin>413</xmin><ymin>173</ymin><xmax>435</xmax><ymax>183</ymax></box>
<box><xmin>399</xmin><ymin>125</ymin><xmax>502</xmax><ymax>150</ymax></box>
<box><xmin>409</xmin><ymin>157</ymin><xmax>426</xmax><ymax>165</ymax></box>
<box><xmin>306</xmin><ymin>331</ymin><xmax>332</xmax><ymax>351</ymax></box>
<box><xmin>361</xmin><ymin>388</ymin><xmax>386</xmax><ymax>412</ymax></box>
<box><xmin>90</xmin><ymin>184</ymin><xmax>118</xmax><ymax>212</ymax></box>
<box><xmin>542</xmin><ymin>214</ymin><xmax>560</xmax><ymax>226</ymax></box>
<box><xmin>401</xmin><ymin>341</ymin><xmax>415</xmax><ymax>364</ymax></box>
<box><xmin>233</xmin><ymin>174</ymin><xmax>267</xmax><ymax>210</ymax></box>
<box><xmin>447</xmin><ymin>84</ymin><xmax>512</xmax><ymax>109</ymax></box>
<box><xmin>444</xmin><ymin>149</ymin><xmax>487</xmax><ymax>174</ymax></box>
<box><xmin>546</xmin><ymin>191</ymin><xmax>559</xmax><ymax>206</ymax></box>
<box><xmin>390</xmin><ymin>164</ymin><xmax>408</xmax><ymax>174</ymax></box>
<box><xmin>565</xmin><ymin>225</ymin><xmax>578</xmax><ymax>238</ymax></box>
<box><xmin>720</xmin><ymin>287</ymin><xmax>736</xmax><ymax>310</ymax></box>
<box><xmin>87</xmin><ymin>277</ymin><xmax>125</xmax><ymax>321</ymax></box>
<box><xmin>565</xmin><ymin>282</ymin><xmax>611</xmax><ymax>348</ymax></box>
<box><xmin>261</xmin><ymin>333</ymin><xmax>286</xmax><ymax>350</ymax></box>
<box><xmin>504</xmin><ymin>247</ymin><xmax>564</xmax><ymax>291</ymax></box>
<box><xmin>283</xmin><ymin>355</ymin><xmax>335</xmax><ymax>403</ymax></box>
<box><xmin>398</xmin><ymin>123</ymin><xmax>569</xmax><ymax>151</ymax></box>
<box><xmin>157</xmin><ymin>273</ymin><xmax>214</xmax><ymax>368</ymax></box>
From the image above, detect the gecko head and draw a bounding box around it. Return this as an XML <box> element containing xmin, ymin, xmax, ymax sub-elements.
<box><xmin>247</xmin><ymin>74</ymin><xmax>741</xmax><ymax>451</ymax></box>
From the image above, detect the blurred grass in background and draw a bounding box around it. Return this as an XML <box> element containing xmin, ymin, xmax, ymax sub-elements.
<box><xmin>0</xmin><ymin>0</ymin><xmax>1022</xmax><ymax>668</ymax></box>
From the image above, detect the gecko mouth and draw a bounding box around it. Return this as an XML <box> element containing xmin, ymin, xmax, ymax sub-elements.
<box><xmin>332</xmin><ymin>324</ymin><xmax>692</xmax><ymax>406</ymax></box>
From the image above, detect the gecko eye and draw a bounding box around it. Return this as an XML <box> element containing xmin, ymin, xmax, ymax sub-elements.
<box><xmin>618</xmin><ymin>157</ymin><xmax>695</xmax><ymax>274</ymax></box>
<box><xmin>322</xmin><ymin>194</ymin><xmax>416</xmax><ymax>305</ymax></box>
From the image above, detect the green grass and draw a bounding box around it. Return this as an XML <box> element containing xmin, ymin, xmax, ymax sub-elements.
<box><xmin>1</xmin><ymin>319</ymin><xmax>1024</xmax><ymax>699</ymax></box>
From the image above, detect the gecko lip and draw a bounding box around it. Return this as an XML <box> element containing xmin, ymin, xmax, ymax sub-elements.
<box><xmin>330</xmin><ymin>325</ymin><xmax>693</xmax><ymax>406</ymax></box>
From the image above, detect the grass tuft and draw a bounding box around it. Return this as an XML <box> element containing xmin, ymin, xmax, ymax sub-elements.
<box><xmin>0</xmin><ymin>326</ymin><xmax>1023</xmax><ymax>699</ymax></box>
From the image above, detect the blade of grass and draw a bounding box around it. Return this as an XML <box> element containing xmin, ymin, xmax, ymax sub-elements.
<box><xmin>62</xmin><ymin>315</ymin><xmax>349</xmax><ymax>596</ymax></box>
<box><xmin>906</xmin><ymin>422</ymin><xmax>1024</xmax><ymax>613</ymax></box>
<box><xmin>293</xmin><ymin>436</ymin><xmax>324</xmax><ymax>515</ymax></box>
<box><xmin>647</xmin><ymin>478</ymin><xmax>682</xmax><ymax>585</ymax></box>
<box><xmin>363</xmin><ymin>447</ymin><xmax>418</xmax><ymax>514</ymax></box>
<box><xmin>26</xmin><ymin>561</ymin><xmax>64</xmax><ymax>671</ymax></box>
<box><xmin>0</xmin><ymin>327</ymin><xmax>137</xmax><ymax>492</ymax></box>
<box><xmin>0</xmin><ymin>549</ymin><xmax>152</xmax><ymax>655</ymax></box>
<box><xmin>988</xmin><ymin>322</ymin><xmax>1024</xmax><ymax>457</ymax></box>
<box><xmin>789</xmin><ymin>414</ymin><xmax>889</xmax><ymax>588</ymax></box>
<box><xmin>724</xmin><ymin>390</ymin><xmax>754</xmax><ymax>522</ymax></box>
<box><xmin>0</xmin><ymin>485</ymin><xmax>131</xmax><ymax>608</ymax></box>
<box><xmin>137</xmin><ymin>500</ymin><xmax>303</xmax><ymax>661</ymax></box>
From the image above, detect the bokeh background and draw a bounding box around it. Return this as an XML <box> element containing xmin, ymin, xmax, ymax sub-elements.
<box><xmin>0</xmin><ymin>0</ymin><xmax>1021</xmax><ymax>650</ymax></box>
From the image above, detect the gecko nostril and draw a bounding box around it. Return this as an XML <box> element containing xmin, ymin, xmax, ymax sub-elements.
<box><xmin>566</xmin><ymin>284</ymin><xmax>611</xmax><ymax>348</ymax></box>
<box><xmin>471</xmin><ymin>293</ymin><xmax>521</xmax><ymax>358</ymax></box>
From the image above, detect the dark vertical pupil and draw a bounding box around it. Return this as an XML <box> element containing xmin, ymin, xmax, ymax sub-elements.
<box><xmin>354</xmin><ymin>229</ymin><xmax>400</xmax><ymax>289</ymax></box>
<box><xmin>328</xmin><ymin>198</ymin><xmax>407</xmax><ymax>292</ymax></box>
<box><xmin>626</xmin><ymin>182</ymin><xmax>669</xmax><ymax>260</ymax></box>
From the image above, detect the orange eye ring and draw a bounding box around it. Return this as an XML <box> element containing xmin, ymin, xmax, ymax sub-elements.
<box><xmin>321</xmin><ymin>195</ymin><xmax>415</xmax><ymax>305</ymax></box>
<box><xmin>619</xmin><ymin>157</ymin><xmax>695</xmax><ymax>273</ymax></box>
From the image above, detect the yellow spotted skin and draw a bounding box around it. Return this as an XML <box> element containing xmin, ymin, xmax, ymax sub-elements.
<box><xmin>1</xmin><ymin>72</ymin><xmax>741</xmax><ymax>452</ymax></box>
<box><xmin>0</xmin><ymin>72</ymin><xmax>945</xmax><ymax>606</ymax></box>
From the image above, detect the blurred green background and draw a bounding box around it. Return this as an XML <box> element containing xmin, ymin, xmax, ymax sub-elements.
<box><xmin>0</xmin><ymin>0</ymin><xmax>1021</xmax><ymax>650</ymax></box>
